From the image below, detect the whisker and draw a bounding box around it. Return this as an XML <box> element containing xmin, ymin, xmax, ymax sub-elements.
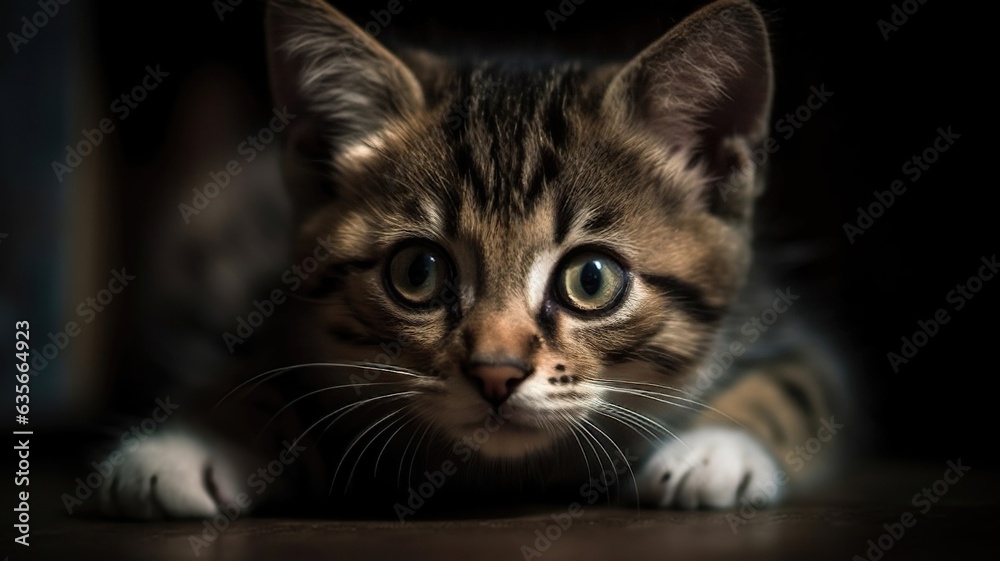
<box><xmin>213</xmin><ymin>361</ymin><xmax>424</xmax><ymax>409</ymax></box>
<box><xmin>580</xmin><ymin>418</ymin><xmax>640</xmax><ymax>512</ymax></box>
<box><xmin>599</xmin><ymin>379</ymin><xmax>708</xmax><ymax>400</ymax></box>
<box><xmin>397</xmin><ymin>418</ymin><xmax>427</xmax><ymax>488</ymax></box>
<box><xmin>375</xmin><ymin>413</ymin><xmax>420</xmax><ymax>479</ymax></box>
<box><xmin>577</xmin><ymin>420</ymin><xmax>613</xmax><ymax>507</ymax></box>
<box><xmin>407</xmin><ymin>422</ymin><xmax>434</xmax><ymax>490</ymax></box>
<box><xmin>289</xmin><ymin>391</ymin><xmax>418</xmax><ymax>450</ymax></box>
<box><xmin>334</xmin><ymin>408</ymin><xmax>409</xmax><ymax>494</ymax></box>
<box><xmin>254</xmin><ymin>381</ymin><xmax>407</xmax><ymax>443</ymax></box>
<box><xmin>594</xmin><ymin>386</ymin><xmax>706</xmax><ymax>416</ymax></box>
<box><xmin>566</xmin><ymin>423</ymin><xmax>593</xmax><ymax>483</ymax></box>
<box><xmin>599</xmin><ymin>399</ymin><xmax>696</xmax><ymax>457</ymax></box>
<box><xmin>595</xmin><ymin>384</ymin><xmax>747</xmax><ymax>429</ymax></box>
<box><xmin>591</xmin><ymin>407</ymin><xmax>658</xmax><ymax>445</ymax></box>
<box><xmin>599</xmin><ymin>402</ymin><xmax>671</xmax><ymax>443</ymax></box>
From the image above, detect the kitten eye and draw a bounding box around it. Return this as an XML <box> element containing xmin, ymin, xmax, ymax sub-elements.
<box><xmin>555</xmin><ymin>252</ymin><xmax>628</xmax><ymax>314</ymax></box>
<box><xmin>386</xmin><ymin>243</ymin><xmax>451</xmax><ymax>307</ymax></box>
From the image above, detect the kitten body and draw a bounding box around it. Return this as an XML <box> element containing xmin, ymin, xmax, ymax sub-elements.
<box><xmin>94</xmin><ymin>0</ymin><xmax>849</xmax><ymax>519</ymax></box>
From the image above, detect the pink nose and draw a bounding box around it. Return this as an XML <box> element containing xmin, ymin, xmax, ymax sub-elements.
<box><xmin>467</xmin><ymin>364</ymin><xmax>529</xmax><ymax>406</ymax></box>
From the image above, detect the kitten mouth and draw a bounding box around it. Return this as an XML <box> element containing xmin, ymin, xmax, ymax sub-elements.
<box><xmin>458</xmin><ymin>403</ymin><xmax>541</xmax><ymax>434</ymax></box>
<box><xmin>452</xmin><ymin>408</ymin><xmax>556</xmax><ymax>459</ymax></box>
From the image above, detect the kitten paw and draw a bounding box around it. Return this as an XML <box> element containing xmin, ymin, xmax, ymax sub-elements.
<box><xmin>637</xmin><ymin>427</ymin><xmax>781</xmax><ymax>509</ymax></box>
<box><xmin>97</xmin><ymin>432</ymin><xmax>242</xmax><ymax>519</ymax></box>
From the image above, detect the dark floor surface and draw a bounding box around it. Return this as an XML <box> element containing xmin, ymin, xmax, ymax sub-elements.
<box><xmin>12</xmin><ymin>460</ymin><xmax>997</xmax><ymax>561</ymax></box>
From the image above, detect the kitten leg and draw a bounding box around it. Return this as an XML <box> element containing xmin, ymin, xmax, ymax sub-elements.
<box><xmin>700</xmin><ymin>352</ymin><xmax>845</xmax><ymax>481</ymax></box>
<box><xmin>97</xmin><ymin>430</ymin><xmax>246</xmax><ymax>519</ymax></box>
<box><xmin>637</xmin><ymin>352</ymin><xmax>843</xmax><ymax>508</ymax></box>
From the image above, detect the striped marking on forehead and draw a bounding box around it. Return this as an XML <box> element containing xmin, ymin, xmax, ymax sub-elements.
<box><xmin>444</xmin><ymin>64</ymin><xmax>583</xmax><ymax>221</ymax></box>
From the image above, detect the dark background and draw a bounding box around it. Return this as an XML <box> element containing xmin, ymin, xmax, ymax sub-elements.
<box><xmin>2</xmin><ymin>0</ymin><xmax>992</xmax><ymax>471</ymax></box>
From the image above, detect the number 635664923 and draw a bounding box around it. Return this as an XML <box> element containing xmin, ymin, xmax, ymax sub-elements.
<box><xmin>15</xmin><ymin>321</ymin><xmax>30</xmax><ymax>423</ymax></box>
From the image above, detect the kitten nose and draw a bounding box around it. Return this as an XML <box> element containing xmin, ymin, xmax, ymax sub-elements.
<box><xmin>466</xmin><ymin>362</ymin><xmax>530</xmax><ymax>406</ymax></box>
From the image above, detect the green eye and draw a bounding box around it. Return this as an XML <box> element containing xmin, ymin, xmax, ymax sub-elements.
<box><xmin>556</xmin><ymin>252</ymin><xmax>628</xmax><ymax>313</ymax></box>
<box><xmin>386</xmin><ymin>243</ymin><xmax>450</xmax><ymax>307</ymax></box>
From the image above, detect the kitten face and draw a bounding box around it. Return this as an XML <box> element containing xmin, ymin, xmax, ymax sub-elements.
<box><xmin>270</xmin><ymin>0</ymin><xmax>771</xmax><ymax>458</ymax></box>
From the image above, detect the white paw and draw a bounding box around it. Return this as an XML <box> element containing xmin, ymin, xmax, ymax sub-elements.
<box><xmin>97</xmin><ymin>432</ymin><xmax>243</xmax><ymax>519</ymax></box>
<box><xmin>637</xmin><ymin>427</ymin><xmax>781</xmax><ymax>509</ymax></box>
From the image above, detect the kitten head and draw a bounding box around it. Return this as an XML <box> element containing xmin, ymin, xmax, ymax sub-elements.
<box><xmin>267</xmin><ymin>0</ymin><xmax>772</xmax><ymax>459</ymax></box>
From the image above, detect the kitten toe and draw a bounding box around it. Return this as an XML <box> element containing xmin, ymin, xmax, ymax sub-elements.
<box><xmin>98</xmin><ymin>432</ymin><xmax>238</xmax><ymax>519</ymax></box>
<box><xmin>638</xmin><ymin>427</ymin><xmax>781</xmax><ymax>509</ymax></box>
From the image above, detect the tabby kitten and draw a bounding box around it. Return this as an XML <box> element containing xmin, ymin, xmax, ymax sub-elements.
<box><xmin>96</xmin><ymin>0</ymin><xmax>845</xmax><ymax>518</ymax></box>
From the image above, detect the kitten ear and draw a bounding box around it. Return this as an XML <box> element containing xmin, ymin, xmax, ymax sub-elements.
<box><xmin>603</xmin><ymin>0</ymin><xmax>773</xmax><ymax>218</ymax></box>
<box><xmin>266</xmin><ymin>0</ymin><xmax>424</xmax><ymax>207</ymax></box>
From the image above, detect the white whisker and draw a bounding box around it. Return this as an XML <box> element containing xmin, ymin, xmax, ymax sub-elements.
<box><xmin>254</xmin><ymin>381</ymin><xmax>408</xmax><ymax>443</ymax></box>
<box><xmin>566</xmin><ymin>424</ymin><xmax>593</xmax><ymax>481</ymax></box>
<box><xmin>289</xmin><ymin>391</ymin><xmax>418</xmax><ymax>450</ymax></box>
<box><xmin>577</xmin><ymin>420</ymin><xmax>614</xmax><ymax>506</ymax></box>
<box><xmin>580</xmin><ymin>418</ymin><xmax>640</xmax><ymax>511</ymax></box>
<box><xmin>334</xmin><ymin>407</ymin><xmax>409</xmax><ymax>494</ymax></box>
<box><xmin>595</xmin><ymin>384</ymin><xmax>747</xmax><ymax>429</ymax></box>
<box><xmin>213</xmin><ymin>361</ymin><xmax>424</xmax><ymax>410</ymax></box>
<box><xmin>600</xmin><ymin>402</ymin><xmax>670</xmax><ymax>443</ymax></box>
<box><xmin>591</xmin><ymin>407</ymin><xmax>657</xmax><ymax>445</ymax></box>
<box><xmin>375</xmin><ymin>413</ymin><xmax>420</xmax><ymax>479</ymax></box>
<box><xmin>407</xmin><ymin>422</ymin><xmax>434</xmax><ymax>490</ymax></box>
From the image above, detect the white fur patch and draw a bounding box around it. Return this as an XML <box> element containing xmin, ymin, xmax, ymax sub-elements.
<box><xmin>526</xmin><ymin>249</ymin><xmax>560</xmax><ymax>311</ymax></box>
<box><xmin>97</xmin><ymin>431</ymin><xmax>243</xmax><ymax>519</ymax></box>
<box><xmin>636</xmin><ymin>426</ymin><xmax>781</xmax><ymax>509</ymax></box>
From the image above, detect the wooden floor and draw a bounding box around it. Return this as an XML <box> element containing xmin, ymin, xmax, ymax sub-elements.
<box><xmin>25</xmin><ymin>461</ymin><xmax>998</xmax><ymax>561</ymax></box>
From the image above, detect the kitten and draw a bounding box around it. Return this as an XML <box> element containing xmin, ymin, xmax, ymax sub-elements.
<box><xmin>93</xmin><ymin>0</ymin><xmax>847</xmax><ymax>519</ymax></box>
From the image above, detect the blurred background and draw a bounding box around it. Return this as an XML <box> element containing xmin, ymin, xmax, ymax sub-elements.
<box><xmin>0</xmin><ymin>0</ymin><xmax>992</xmax><ymax>478</ymax></box>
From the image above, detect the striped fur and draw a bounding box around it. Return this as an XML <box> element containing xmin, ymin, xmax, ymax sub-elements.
<box><xmin>93</xmin><ymin>0</ymin><xmax>847</xmax><ymax>519</ymax></box>
<box><xmin>254</xmin><ymin>0</ymin><xmax>849</xmax><ymax>503</ymax></box>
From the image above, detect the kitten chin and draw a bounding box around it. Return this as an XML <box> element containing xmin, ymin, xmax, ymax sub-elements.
<box><xmin>421</xmin><ymin>397</ymin><xmax>567</xmax><ymax>459</ymax></box>
<box><xmin>455</xmin><ymin>426</ymin><xmax>556</xmax><ymax>460</ymax></box>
